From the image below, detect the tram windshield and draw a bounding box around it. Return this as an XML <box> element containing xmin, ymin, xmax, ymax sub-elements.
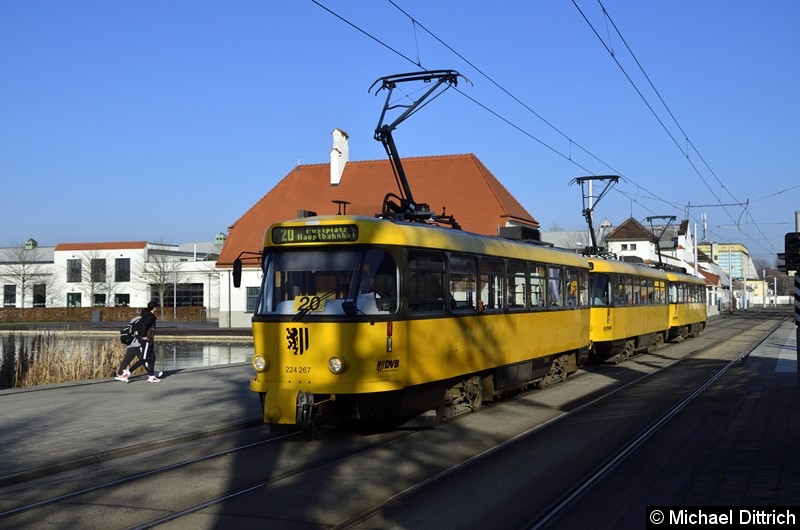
<box><xmin>257</xmin><ymin>248</ymin><xmax>398</xmax><ymax>317</ymax></box>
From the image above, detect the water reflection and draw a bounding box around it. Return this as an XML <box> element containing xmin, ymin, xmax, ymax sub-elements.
<box><xmin>153</xmin><ymin>340</ymin><xmax>254</xmax><ymax>372</ymax></box>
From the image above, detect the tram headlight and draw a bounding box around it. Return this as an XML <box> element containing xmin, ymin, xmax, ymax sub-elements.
<box><xmin>328</xmin><ymin>356</ymin><xmax>347</xmax><ymax>374</ymax></box>
<box><xmin>252</xmin><ymin>354</ymin><xmax>269</xmax><ymax>372</ymax></box>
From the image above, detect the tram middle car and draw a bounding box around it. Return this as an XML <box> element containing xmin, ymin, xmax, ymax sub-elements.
<box><xmin>246</xmin><ymin>215</ymin><xmax>592</xmax><ymax>430</ymax></box>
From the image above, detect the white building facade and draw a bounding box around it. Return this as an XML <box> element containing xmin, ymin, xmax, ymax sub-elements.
<box><xmin>1</xmin><ymin>239</ymin><xmax>222</xmax><ymax>317</ymax></box>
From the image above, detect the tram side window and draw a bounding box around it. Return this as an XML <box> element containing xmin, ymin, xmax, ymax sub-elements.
<box><xmin>449</xmin><ymin>253</ymin><xmax>477</xmax><ymax>312</ymax></box>
<box><xmin>668</xmin><ymin>283</ymin><xmax>677</xmax><ymax>304</ymax></box>
<box><xmin>529</xmin><ymin>263</ymin><xmax>546</xmax><ymax>309</ymax></box>
<box><xmin>548</xmin><ymin>265</ymin><xmax>565</xmax><ymax>308</ymax></box>
<box><xmin>590</xmin><ymin>273</ymin><xmax>611</xmax><ymax>306</ymax></box>
<box><xmin>578</xmin><ymin>269</ymin><xmax>589</xmax><ymax>307</ymax></box>
<box><xmin>613</xmin><ymin>274</ymin><xmax>626</xmax><ymax>306</ymax></box>
<box><xmin>359</xmin><ymin>250</ymin><xmax>399</xmax><ymax>314</ymax></box>
<box><xmin>655</xmin><ymin>280</ymin><xmax>665</xmax><ymax>304</ymax></box>
<box><xmin>507</xmin><ymin>260</ymin><xmax>527</xmax><ymax>310</ymax></box>
<box><xmin>479</xmin><ymin>258</ymin><xmax>504</xmax><ymax>312</ymax></box>
<box><xmin>641</xmin><ymin>278</ymin><xmax>652</xmax><ymax>305</ymax></box>
<box><xmin>408</xmin><ymin>251</ymin><xmax>446</xmax><ymax>313</ymax></box>
<box><xmin>627</xmin><ymin>276</ymin><xmax>640</xmax><ymax>305</ymax></box>
<box><xmin>565</xmin><ymin>267</ymin><xmax>582</xmax><ymax>307</ymax></box>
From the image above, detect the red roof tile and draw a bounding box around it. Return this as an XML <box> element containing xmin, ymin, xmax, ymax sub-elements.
<box><xmin>217</xmin><ymin>154</ymin><xmax>538</xmax><ymax>266</ymax></box>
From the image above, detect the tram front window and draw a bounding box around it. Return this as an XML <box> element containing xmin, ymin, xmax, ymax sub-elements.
<box><xmin>258</xmin><ymin>249</ymin><xmax>398</xmax><ymax>316</ymax></box>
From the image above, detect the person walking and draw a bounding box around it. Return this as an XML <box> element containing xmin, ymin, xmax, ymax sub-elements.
<box><xmin>114</xmin><ymin>319</ymin><xmax>142</xmax><ymax>383</ymax></box>
<box><xmin>128</xmin><ymin>301</ymin><xmax>161</xmax><ymax>383</ymax></box>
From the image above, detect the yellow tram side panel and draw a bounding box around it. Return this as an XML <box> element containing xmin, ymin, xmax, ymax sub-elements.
<box><xmin>589</xmin><ymin>305</ymin><xmax>669</xmax><ymax>344</ymax></box>
<box><xmin>669</xmin><ymin>302</ymin><xmax>707</xmax><ymax>328</ymax></box>
<box><xmin>250</xmin><ymin>320</ymin><xmax>405</xmax><ymax>424</ymax></box>
<box><xmin>402</xmin><ymin>310</ymin><xmax>590</xmax><ymax>387</ymax></box>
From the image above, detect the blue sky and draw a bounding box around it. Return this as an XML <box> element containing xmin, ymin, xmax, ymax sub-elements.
<box><xmin>2</xmin><ymin>1</ymin><xmax>798</xmax><ymax>262</ymax></box>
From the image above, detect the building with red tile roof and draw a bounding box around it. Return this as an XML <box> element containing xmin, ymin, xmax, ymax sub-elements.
<box><xmin>216</xmin><ymin>130</ymin><xmax>541</xmax><ymax>325</ymax></box>
<box><xmin>217</xmin><ymin>155</ymin><xmax>538</xmax><ymax>267</ymax></box>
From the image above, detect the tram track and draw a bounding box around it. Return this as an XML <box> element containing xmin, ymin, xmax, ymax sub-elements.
<box><xmin>325</xmin><ymin>312</ymin><xmax>787</xmax><ymax>529</ymax></box>
<box><xmin>0</xmin><ymin>312</ymin><xmax>787</xmax><ymax>529</ymax></box>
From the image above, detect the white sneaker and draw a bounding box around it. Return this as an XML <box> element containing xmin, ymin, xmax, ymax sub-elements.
<box><xmin>114</xmin><ymin>373</ymin><xmax>129</xmax><ymax>383</ymax></box>
<box><xmin>147</xmin><ymin>375</ymin><xmax>161</xmax><ymax>383</ymax></box>
<box><xmin>123</xmin><ymin>369</ymin><xmax>131</xmax><ymax>378</ymax></box>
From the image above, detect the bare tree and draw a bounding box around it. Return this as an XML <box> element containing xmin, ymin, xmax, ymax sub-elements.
<box><xmin>752</xmin><ymin>257</ymin><xmax>771</xmax><ymax>279</ymax></box>
<box><xmin>72</xmin><ymin>249</ymin><xmax>114</xmax><ymax>306</ymax></box>
<box><xmin>136</xmin><ymin>242</ymin><xmax>187</xmax><ymax>308</ymax></box>
<box><xmin>0</xmin><ymin>242</ymin><xmax>50</xmax><ymax>309</ymax></box>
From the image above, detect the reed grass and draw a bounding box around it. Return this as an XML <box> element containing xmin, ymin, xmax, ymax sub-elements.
<box><xmin>0</xmin><ymin>332</ymin><xmax>134</xmax><ymax>388</ymax></box>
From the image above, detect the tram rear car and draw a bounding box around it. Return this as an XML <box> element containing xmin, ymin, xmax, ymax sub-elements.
<box><xmin>665</xmin><ymin>270</ymin><xmax>707</xmax><ymax>340</ymax></box>
<box><xmin>247</xmin><ymin>215</ymin><xmax>592</xmax><ymax>430</ymax></box>
<box><xmin>587</xmin><ymin>259</ymin><xmax>670</xmax><ymax>361</ymax></box>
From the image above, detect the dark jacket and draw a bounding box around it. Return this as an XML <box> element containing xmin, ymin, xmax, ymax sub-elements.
<box><xmin>136</xmin><ymin>308</ymin><xmax>157</xmax><ymax>341</ymax></box>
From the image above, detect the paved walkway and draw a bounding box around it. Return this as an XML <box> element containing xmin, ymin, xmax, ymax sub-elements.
<box><xmin>0</xmin><ymin>363</ymin><xmax>263</xmax><ymax>487</ymax></box>
<box><xmin>682</xmin><ymin>319</ymin><xmax>800</xmax><ymax>505</ymax></box>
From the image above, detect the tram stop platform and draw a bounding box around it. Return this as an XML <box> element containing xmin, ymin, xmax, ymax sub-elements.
<box><xmin>0</xmin><ymin>320</ymin><xmax>798</xmax><ymax>509</ymax></box>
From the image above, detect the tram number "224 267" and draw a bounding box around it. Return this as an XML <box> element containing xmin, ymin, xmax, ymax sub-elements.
<box><xmin>285</xmin><ymin>366</ymin><xmax>311</xmax><ymax>374</ymax></box>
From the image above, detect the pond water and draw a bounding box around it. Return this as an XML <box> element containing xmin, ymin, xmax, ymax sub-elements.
<box><xmin>152</xmin><ymin>340</ymin><xmax>254</xmax><ymax>372</ymax></box>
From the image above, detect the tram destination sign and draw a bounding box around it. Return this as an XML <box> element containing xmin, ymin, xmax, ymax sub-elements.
<box><xmin>272</xmin><ymin>224</ymin><xmax>359</xmax><ymax>244</ymax></box>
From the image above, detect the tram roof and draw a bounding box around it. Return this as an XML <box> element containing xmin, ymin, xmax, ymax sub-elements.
<box><xmin>663</xmin><ymin>269</ymin><xmax>706</xmax><ymax>284</ymax></box>
<box><xmin>587</xmin><ymin>257</ymin><xmax>670</xmax><ymax>279</ymax></box>
<box><xmin>267</xmin><ymin>215</ymin><xmax>590</xmax><ymax>268</ymax></box>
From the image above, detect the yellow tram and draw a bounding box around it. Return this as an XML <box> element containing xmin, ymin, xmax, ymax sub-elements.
<box><xmin>665</xmin><ymin>270</ymin><xmax>707</xmax><ymax>340</ymax></box>
<box><xmin>232</xmin><ymin>70</ymin><xmax>708</xmax><ymax>431</ymax></box>
<box><xmin>242</xmin><ymin>215</ymin><xmax>592</xmax><ymax>429</ymax></box>
<box><xmin>587</xmin><ymin>258</ymin><xmax>670</xmax><ymax>361</ymax></box>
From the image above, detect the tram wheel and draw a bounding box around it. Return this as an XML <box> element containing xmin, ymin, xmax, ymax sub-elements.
<box><xmin>623</xmin><ymin>339</ymin><xmax>635</xmax><ymax>360</ymax></box>
<box><xmin>467</xmin><ymin>376</ymin><xmax>483</xmax><ymax>412</ymax></box>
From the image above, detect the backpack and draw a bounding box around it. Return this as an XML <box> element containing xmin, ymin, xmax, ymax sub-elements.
<box><xmin>119</xmin><ymin>316</ymin><xmax>142</xmax><ymax>345</ymax></box>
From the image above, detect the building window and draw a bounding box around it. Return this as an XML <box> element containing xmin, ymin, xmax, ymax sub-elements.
<box><xmin>91</xmin><ymin>259</ymin><xmax>106</xmax><ymax>283</ymax></box>
<box><xmin>4</xmin><ymin>285</ymin><xmax>16</xmax><ymax>307</ymax></box>
<box><xmin>158</xmin><ymin>283</ymin><xmax>205</xmax><ymax>307</ymax></box>
<box><xmin>246</xmin><ymin>287</ymin><xmax>259</xmax><ymax>312</ymax></box>
<box><xmin>114</xmin><ymin>294</ymin><xmax>130</xmax><ymax>306</ymax></box>
<box><xmin>67</xmin><ymin>259</ymin><xmax>81</xmax><ymax>283</ymax></box>
<box><xmin>115</xmin><ymin>258</ymin><xmax>130</xmax><ymax>282</ymax></box>
<box><xmin>93</xmin><ymin>294</ymin><xmax>107</xmax><ymax>307</ymax></box>
<box><xmin>33</xmin><ymin>284</ymin><xmax>46</xmax><ymax>307</ymax></box>
<box><xmin>67</xmin><ymin>293</ymin><xmax>82</xmax><ymax>307</ymax></box>
<box><xmin>630</xmin><ymin>243</ymin><xmax>637</xmax><ymax>251</ymax></box>
<box><xmin>621</xmin><ymin>244</ymin><xmax>628</xmax><ymax>251</ymax></box>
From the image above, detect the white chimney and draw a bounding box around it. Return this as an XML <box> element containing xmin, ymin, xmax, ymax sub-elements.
<box><xmin>330</xmin><ymin>128</ymin><xmax>349</xmax><ymax>186</ymax></box>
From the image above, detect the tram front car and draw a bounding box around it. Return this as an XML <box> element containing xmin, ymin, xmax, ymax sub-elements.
<box><xmin>244</xmin><ymin>216</ymin><xmax>407</xmax><ymax>430</ymax></box>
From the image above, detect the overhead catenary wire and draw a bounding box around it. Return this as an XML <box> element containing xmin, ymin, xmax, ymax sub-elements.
<box><xmin>312</xmin><ymin>0</ymin><xmax>784</xmax><ymax>257</ymax></box>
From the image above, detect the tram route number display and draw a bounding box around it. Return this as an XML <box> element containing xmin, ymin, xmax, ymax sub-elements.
<box><xmin>272</xmin><ymin>224</ymin><xmax>358</xmax><ymax>244</ymax></box>
<box><xmin>293</xmin><ymin>296</ymin><xmax>326</xmax><ymax>313</ymax></box>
